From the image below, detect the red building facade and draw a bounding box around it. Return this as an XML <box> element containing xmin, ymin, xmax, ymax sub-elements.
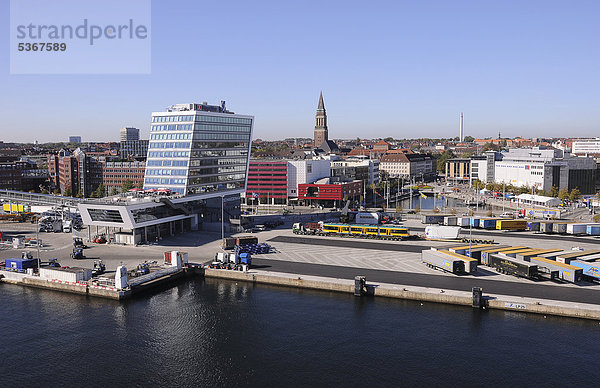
<box><xmin>246</xmin><ymin>160</ymin><xmax>288</xmax><ymax>204</ymax></box>
<box><xmin>298</xmin><ymin>180</ymin><xmax>362</xmax><ymax>205</ymax></box>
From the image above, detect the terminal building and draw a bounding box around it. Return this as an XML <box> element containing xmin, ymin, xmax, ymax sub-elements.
<box><xmin>78</xmin><ymin>101</ymin><xmax>253</xmax><ymax>244</ymax></box>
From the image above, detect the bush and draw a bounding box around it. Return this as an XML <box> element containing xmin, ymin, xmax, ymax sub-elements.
<box><xmin>486</xmin><ymin>210</ymin><xmax>493</xmax><ymax>217</ymax></box>
<box><xmin>594</xmin><ymin>214</ymin><xmax>600</xmax><ymax>223</ymax></box>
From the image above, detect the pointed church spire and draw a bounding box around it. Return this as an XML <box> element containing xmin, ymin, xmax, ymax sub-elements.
<box><xmin>317</xmin><ymin>91</ymin><xmax>325</xmax><ymax>111</ymax></box>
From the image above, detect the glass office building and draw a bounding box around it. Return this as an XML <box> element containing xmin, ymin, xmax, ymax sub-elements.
<box><xmin>144</xmin><ymin>102</ymin><xmax>253</xmax><ymax>196</ymax></box>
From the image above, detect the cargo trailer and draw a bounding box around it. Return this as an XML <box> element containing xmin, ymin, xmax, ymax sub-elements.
<box><xmin>355</xmin><ymin>212</ymin><xmax>380</xmax><ymax>225</ymax></box>
<box><xmin>448</xmin><ymin>244</ymin><xmax>493</xmax><ymax>255</ymax></box>
<box><xmin>438</xmin><ymin>250</ymin><xmax>478</xmax><ymax>273</ymax></box>
<box><xmin>479</xmin><ymin>245</ymin><xmax>512</xmax><ymax>265</ymax></box>
<box><xmin>526</xmin><ymin>221</ymin><xmax>540</xmax><ymax>232</ymax></box>
<box><xmin>421</xmin><ymin>249</ymin><xmax>465</xmax><ymax>274</ymax></box>
<box><xmin>569</xmin><ymin>260</ymin><xmax>600</xmax><ymax>281</ymax></box>
<box><xmin>487</xmin><ymin>254</ymin><xmax>538</xmax><ymax>279</ymax></box>
<box><xmin>457</xmin><ymin>217</ymin><xmax>471</xmax><ymax>227</ymax></box>
<box><xmin>496</xmin><ymin>219</ymin><xmax>527</xmax><ymax>231</ymax></box>
<box><xmin>555</xmin><ymin>250</ymin><xmax>600</xmax><ymax>264</ymax></box>
<box><xmin>516</xmin><ymin>249</ymin><xmax>563</xmax><ymax>262</ymax></box>
<box><xmin>552</xmin><ymin>222</ymin><xmax>570</xmax><ymax>234</ymax></box>
<box><xmin>479</xmin><ymin>218</ymin><xmax>497</xmax><ymax>229</ymax></box>
<box><xmin>425</xmin><ymin>225</ymin><xmax>461</xmax><ymax>240</ymax></box>
<box><xmin>470</xmin><ymin>218</ymin><xmax>480</xmax><ymax>228</ymax></box>
<box><xmin>586</xmin><ymin>224</ymin><xmax>600</xmax><ymax>236</ymax></box>
<box><xmin>421</xmin><ymin>214</ymin><xmax>445</xmax><ymax>224</ymax></box>
<box><xmin>540</xmin><ymin>221</ymin><xmax>554</xmax><ymax>233</ymax></box>
<box><xmin>566</xmin><ymin>223</ymin><xmax>589</xmax><ymax>235</ymax></box>
<box><xmin>529</xmin><ymin>257</ymin><xmax>582</xmax><ymax>283</ymax></box>
<box><xmin>500</xmin><ymin>248</ymin><xmax>538</xmax><ymax>258</ymax></box>
<box><xmin>443</xmin><ymin>216</ymin><xmax>458</xmax><ymax>226</ymax></box>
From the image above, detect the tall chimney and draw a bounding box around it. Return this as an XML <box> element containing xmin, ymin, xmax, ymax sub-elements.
<box><xmin>459</xmin><ymin>112</ymin><xmax>464</xmax><ymax>143</ymax></box>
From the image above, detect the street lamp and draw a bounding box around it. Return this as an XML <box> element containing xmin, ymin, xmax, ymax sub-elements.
<box><xmin>36</xmin><ymin>216</ymin><xmax>41</xmax><ymax>271</ymax></box>
<box><xmin>221</xmin><ymin>195</ymin><xmax>225</xmax><ymax>243</ymax></box>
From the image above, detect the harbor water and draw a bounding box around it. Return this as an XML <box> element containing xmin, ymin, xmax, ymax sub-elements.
<box><xmin>1</xmin><ymin>278</ymin><xmax>599</xmax><ymax>386</ymax></box>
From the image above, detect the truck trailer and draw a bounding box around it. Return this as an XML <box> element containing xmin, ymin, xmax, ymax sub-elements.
<box><xmin>437</xmin><ymin>250</ymin><xmax>478</xmax><ymax>273</ymax></box>
<box><xmin>496</xmin><ymin>219</ymin><xmax>527</xmax><ymax>231</ymax></box>
<box><xmin>487</xmin><ymin>254</ymin><xmax>539</xmax><ymax>279</ymax></box>
<box><xmin>421</xmin><ymin>249</ymin><xmax>465</xmax><ymax>274</ymax></box>
<box><xmin>529</xmin><ymin>257</ymin><xmax>582</xmax><ymax>283</ymax></box>
<box><xmin>568</xmin><ymin>260</ymin><xmax>600</xmax><ymax>281</ymax></box>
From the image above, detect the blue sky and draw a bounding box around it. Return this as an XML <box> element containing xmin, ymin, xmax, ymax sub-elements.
<box><xmin>1</xmin><ymin>0</ymin><xmax>599</xmax><ymax>142</ymax></box>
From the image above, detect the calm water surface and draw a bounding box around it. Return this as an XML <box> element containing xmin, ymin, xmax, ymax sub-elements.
<box><xmin>1</xmin><ymin>279</ymin><xmax>599</xmax><ymax>387</ymax></box>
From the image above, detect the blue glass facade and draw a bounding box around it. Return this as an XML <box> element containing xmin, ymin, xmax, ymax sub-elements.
<box><xmin>144</xmin><ymin>104</ymin><xmax>253</xmax><ymax>195</ymax></box>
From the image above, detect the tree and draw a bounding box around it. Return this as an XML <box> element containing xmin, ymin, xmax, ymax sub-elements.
<box><xmin>436</xmin><ymin>150</ymin><xmax>455</xmax><ymax>173</ymax></box>
<box><xmin>548</xmin><ymin>186</ymin><xmax>559</xmax><ymax>197</ymax></box>
<box><xmin>473</xmin><ymin>179</ymin><xmax>486</xmax><ymax>190</ymax></box>
<box><xmin>135</xmin><ymin>180</ymin><xmax>144</xmax><ymax>189</ymax></box>
<box><xmin>569</xmin><ymin>188</ymin><xmax>581</xmax><ymax>202</ymax></box>
<box><xmin>121</xmin><ymin>179</ymin><xmax>134</xmax><ymax>192</ymax></box>
<box><xmin>91</xmin><ymin>184</ymin><xmax>106</xmax><ymax>198</ymax></box>
<box><xmin>64</xmin><ymin>188</ymin><xmax>72</xmax><ymax>197</ymax></box>
<box><xmin>558</xmin><ymin>188</ymin><xmax>569</xmax><ymax>201</ymax></box>
<box><xmin>464</xmin><ymin>135</ymin><xmax>475</xmax><ymax>143</ymax></box>
<box><xmin>536</xmin><ymin>189</ymin><xmax>547</xmax><ymax>196</ymax></box>
<box><xmin>110</xmin><ymin>187</ymin><xmax>119</xmax><ymax>196</ymax></box>
<box><xmin>383</xmin><ymin>137</ymin><xmax>394</xmax><ymax>142</ymax></box>
<box><xmin>76</xmin><ymin>190</ymin><xmax>84</xmax><ymax>198</ymax></box>
<box><xmin>482</xmin><ymin>142</ymin><xmax>500</xmax><ymax>152</ymax></box>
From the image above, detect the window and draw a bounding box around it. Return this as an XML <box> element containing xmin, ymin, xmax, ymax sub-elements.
<box><xmin>87</xmin><ymin>208</ymin><xmax>124</xmax><ymax>223</ymax></box>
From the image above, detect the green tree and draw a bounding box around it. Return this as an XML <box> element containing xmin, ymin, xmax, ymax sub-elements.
<box><xmin>121</xmin><ymin>179</ymin><xmax>134</xmax><ymax>192</ymax></box>
<box><xmin>91</xmin><ymin>184</ymin><xmax>106</xmax><ymax>198</ymax></box>
<box><xmin>436</xmin><ymin>150</ymin><xmax>456</xmax><ymax>173</ymax></box>
<box><xmin>64</xmin><ymin>188</ymin><xmax>72</xmax><ymax>197</ymax></box>
<box><xmin>76</xmin><ymin>190</ymin><xmax>84</xmax><ymax>198</ymax></box>
<box><xmin>383</xmin><ymin>137</ymin><xmax>394</xmax><ymax>142</ymax></box>
<box><xmin>482</xmin><ymin>142</ymin><xmax>500</xmax><ymax>152</ymax></box>
<box><xmin>536</xmin><ymin>189</ymin><xmax>547</xmax><ymax>196</ymax></box>
<box><xmin>558</xmin><ymin>188</ymin><xmax>569</xmax><ymax>201</ymax></box>
<box><xmin>569</xmin><ymin>188</ymin><xmax>581</xmax><ymax>202</ymax></box>
<box><xmin>464</xmin><ymin>135</ymin><xmax>475</xmax><ymax>143</ymax></box>
<box><xmin>110</xmin><ymin>187</ymin><xmax>119</xmax><ymax>196</ymax></box>
<box><xmin>473</xmin><ymin>179</ymin><xmax>486</xmax><ymax>190</ymax></box>
<box><xmin>135</xmin><ymin>180</ymin><xmax>144</xmax><ymax>189</ymax></box>
<box><xmin>548</xmin><ymin>186</ymin><xmax>559</xmax><ymax>197</ymax></box>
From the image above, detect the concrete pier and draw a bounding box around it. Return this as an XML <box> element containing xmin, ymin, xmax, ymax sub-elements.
<box><xmin>203</xmin><ymin>268</ymin><xmax>600</xmax><ymax>321</ymax></box>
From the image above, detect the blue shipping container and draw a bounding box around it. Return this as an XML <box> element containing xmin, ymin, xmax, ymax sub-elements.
<box><xmin>481</xmin><ymin>219</ymin><xmax>497</xmax><ymax>229</ymax></box>
<box><xmin>4</xmin><ymin>258</ymin><xmax>37</xmax><ymax>272</ymax></box>
<box><xmin>587</xmin><ymin>225</ymin><xmax>600</xmax><ymax>236</ymax></box>
<box><xmin>470</xmin><ymin>218</ymin><xmax>480</xmax><ymax>228</ymax></box>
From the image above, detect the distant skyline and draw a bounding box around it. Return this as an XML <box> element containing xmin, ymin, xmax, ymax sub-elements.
<box><xmin>2</xmin><ymin>0</ymin><xmax>599</xmax><ymax>142</ymax></box>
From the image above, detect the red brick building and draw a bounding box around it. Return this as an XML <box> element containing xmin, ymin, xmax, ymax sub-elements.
<box><xmin>102</xmin><ymin>160</ymin><xmax>146</xmax><ymax>194</ymax></box>
<box><xmin>298</xmin><ymin>179</ymin><xmax>362</xmax><ymax>206</ymax></box>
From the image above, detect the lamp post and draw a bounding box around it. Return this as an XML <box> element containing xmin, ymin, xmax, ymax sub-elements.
<box><xmin>221</xmin><ymin>195</ymin><xmax>225</xmax><ymax>243</ymax></box>
<box><xmin>36</xmin><ymin>216</ymin><xmax>41</xmax><ymax>271</ymax></box>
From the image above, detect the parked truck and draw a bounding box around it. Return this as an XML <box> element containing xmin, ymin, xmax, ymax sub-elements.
<box><xmin>424</xmin><ymin>225</ymin><xmax>461</xmax><ymax>240</ymax></box>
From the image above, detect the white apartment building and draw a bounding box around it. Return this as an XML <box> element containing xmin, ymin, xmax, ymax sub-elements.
<box><xmin>287</xmin><ymin>160</ymin><xmax>331</xmax><ymax>197</ymax></box>
<box><xmin>571</xmin><ymin>139</ymin><xmax>600</xmax><ymax>155</ymax></box>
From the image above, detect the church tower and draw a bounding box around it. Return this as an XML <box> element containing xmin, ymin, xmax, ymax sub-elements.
<box><xmin>314</xmin><ymin>92</ymin><xmax>328</xmax><ymax>147</ymax></box>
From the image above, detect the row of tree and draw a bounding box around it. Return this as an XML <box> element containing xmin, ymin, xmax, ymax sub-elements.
<box><xmin>472</xmin><ymin>179</ymin><xmax>582</xmax><ymax>202</ymax></box>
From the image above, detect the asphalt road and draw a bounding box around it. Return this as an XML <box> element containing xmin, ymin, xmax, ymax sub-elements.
<box><xmin>251</xmin><ymin>258</ymin><xmax>600</xmax><ymax>305</ymax></box>
<box><xmin>268</xmin><ymin>235</ymin><xmax>430</xmax><ymax>252</ymax></box>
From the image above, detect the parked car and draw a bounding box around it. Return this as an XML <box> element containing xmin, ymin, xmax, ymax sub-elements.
<box><xmin>500</xmin><ymin>212</ymin><xmax>514</xmax><ymax>218</ymax></box>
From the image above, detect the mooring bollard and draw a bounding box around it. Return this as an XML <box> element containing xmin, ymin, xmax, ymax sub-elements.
<box><xmin>354</xmin><ymin>276</ymin><xmax>366</xmax><ymax>297</ymax></box>
<box><xmin>472</xmin><ymin>286</ymin><xmax>483</xmax><ymax>308</ymax></box>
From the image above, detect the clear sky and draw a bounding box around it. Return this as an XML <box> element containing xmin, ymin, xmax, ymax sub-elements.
<box><xmin>1</xmin><ymin>0</ymin><xmax>599</xmax><ymax>142</ymax></box>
